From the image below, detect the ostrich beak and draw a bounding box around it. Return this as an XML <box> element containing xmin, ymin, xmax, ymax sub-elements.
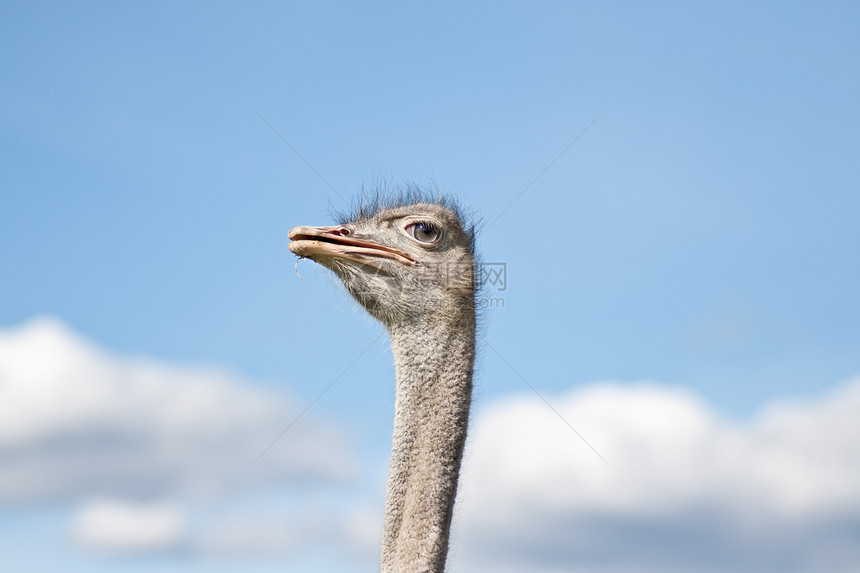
<box><xmin>288</xmin><ymin>225</ymin><xmax>416</xmax><ymax>267</ymax></box>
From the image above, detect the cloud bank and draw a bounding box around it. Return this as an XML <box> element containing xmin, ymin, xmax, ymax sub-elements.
<box><xmin>454</xmin><ymin>378</ymin><xmax>860</xmax><ymax>572</ymax></box>
<box><xmin>3</xmin><ymin>317</ymin><xmax>859</xmax><ymax>572</ymax></box>
<box><xmin>0</xmin><ymin>317</ymin><xmax>354</xmax><ymax>505</ymax></box>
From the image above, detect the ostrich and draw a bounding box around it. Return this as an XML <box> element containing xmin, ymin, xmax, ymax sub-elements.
<box><xmin>288</xmin><ymin>192</ymin><xmax>477</xmax><ymax>573</ymax></box>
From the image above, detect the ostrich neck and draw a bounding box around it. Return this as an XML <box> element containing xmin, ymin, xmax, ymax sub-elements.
<box><xmin>381</xmin><ymin>311</ymin><xmax>475</xmax><ymax>573</ymax></box>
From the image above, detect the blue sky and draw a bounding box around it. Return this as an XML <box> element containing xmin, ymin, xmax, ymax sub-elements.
<box><xmin>2</xmin><ymin>2</ymin><xmax>859</xmax><ymax>572</ymax></box>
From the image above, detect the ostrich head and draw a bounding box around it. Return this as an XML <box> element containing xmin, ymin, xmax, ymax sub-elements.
<box><xmin>288</xmin><ymin>199</ymin><xmax>477</xmax><ymax>327</ymax></box>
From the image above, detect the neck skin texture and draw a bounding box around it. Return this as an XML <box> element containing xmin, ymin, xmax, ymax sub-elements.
<box><xmin>381</xmin><ymin>310</ymin><xmax>476</xmax><ymax>573</ymax></box>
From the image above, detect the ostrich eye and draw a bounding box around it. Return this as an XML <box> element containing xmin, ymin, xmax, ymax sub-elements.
<box><xmin>406</xmin><ymin>221</ymin><xmax>442</xmax><ymax>244</ymax></box>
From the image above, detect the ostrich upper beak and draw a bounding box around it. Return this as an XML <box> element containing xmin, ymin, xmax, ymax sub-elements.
<box><xmin>288</xmin><ymin>225</ymin><xmax>416</xmax><ymax>267</ymax></box>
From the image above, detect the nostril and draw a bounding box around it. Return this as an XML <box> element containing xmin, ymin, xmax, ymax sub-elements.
<box><xmin>338</xmin><ymin>228</ymin><xmax>350</xmax><ymax>236</ymax></box>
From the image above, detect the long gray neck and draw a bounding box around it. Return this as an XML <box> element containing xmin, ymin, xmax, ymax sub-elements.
<box><xmin>381</xmin><ymin>310</ymin><xmax>476</xmax><ymax>573</ymax></box>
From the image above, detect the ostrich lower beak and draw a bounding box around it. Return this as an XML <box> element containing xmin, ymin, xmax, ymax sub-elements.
<box><xmin>288</xmin><ymin>225</ymin><xmax>416</xmax><ymax>267</ymax></box>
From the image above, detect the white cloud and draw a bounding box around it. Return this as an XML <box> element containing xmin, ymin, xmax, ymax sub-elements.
<box><xmin>64</xmin><ymin>493</ymin><xmax>383</xmax><ymax>568</ymax></box>
<box><xmin>453</xmin><ymin>378</ymin><xmax>860</xmax><ymax>573</ymax></box>
<box><xmin>190</xmin><ymin>498</ymin><xmax>381</xmax><ymax>561</ymax></box>
<box><xmin>71</xmin><ymin>498</ymin><xmax>186</xmax><ymax>554</ymax></box>
<box><xmin>0</xmin><ymin>317</ymin><xmax>378</xmax><ymax>568</ymax></box>
<box><xmin>0</xmin><ymin>317</ymin><xmax>355</xmax><ymax>504</ymax></box>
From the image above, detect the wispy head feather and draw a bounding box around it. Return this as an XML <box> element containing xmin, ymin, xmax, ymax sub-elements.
<box><xmin>331</xmin><ymin>181</ymin><xmax>480</xmax><ymax>257</ymax></box>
